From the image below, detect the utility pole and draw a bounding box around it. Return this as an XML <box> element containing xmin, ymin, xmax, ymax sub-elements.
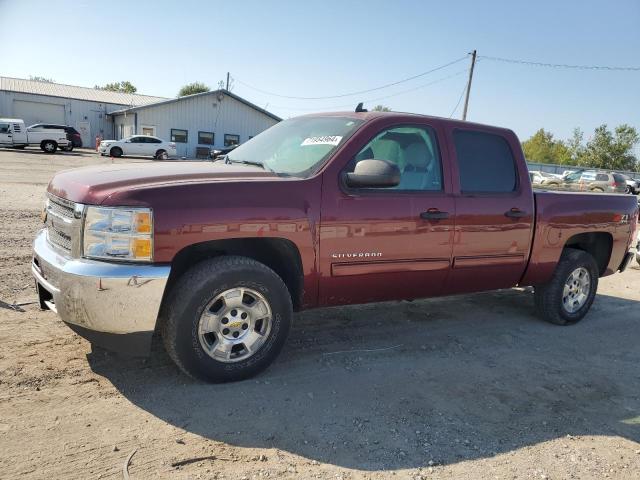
<box><xmin>226</xmin><ymin>72</ymin><xmax>230</xmax><ymax>91</ymax></box>
<box><xmin>462</xmin><ymin>50</ymin><xmax>477</xmax><ymax>121</ymax></box>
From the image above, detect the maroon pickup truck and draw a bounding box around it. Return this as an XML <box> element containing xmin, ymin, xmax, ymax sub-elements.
<box><xmin>32</xmin><ymin>111</ymin><xmax>638</xmax><ymax>382</ymax></box>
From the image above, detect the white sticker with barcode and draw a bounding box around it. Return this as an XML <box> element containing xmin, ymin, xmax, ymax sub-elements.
<box><xmin>301</xmin><ymin>135</ymin><xmax>343</xmax><ymax>146</ymax></box>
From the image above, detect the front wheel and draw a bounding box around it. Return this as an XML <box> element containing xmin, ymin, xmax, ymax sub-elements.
<box><xmin>109</xmin><ymin>146</ymin><xmax>123</xmax><ymax>157</ymax></box>
<box><xmin>534</xmin><ymin>248</ymin><xmax>599</xmax><ymax>325</ymax></box>
<box><xmin>161</xmin><ymin>256</ymin><xmax>293</xmax><ymax>382</ymax></box>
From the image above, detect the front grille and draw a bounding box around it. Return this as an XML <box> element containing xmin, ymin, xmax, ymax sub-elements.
<box><xmin>47</xmin><ymin>227</ymin><xmax>72</xmax><ymax>251</ymax></box>
<box><xmin>46</xmin><ymin>194</ymin><xmax>78</xmax><ymax>254</ymax></box>
<box><xmin>48</xmin><ymin>194</ymin><xmax>75</xmax><ymax>219</ymax></box>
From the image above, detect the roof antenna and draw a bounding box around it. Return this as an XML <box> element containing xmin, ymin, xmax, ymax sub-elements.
<box><xmin>355</xmin><ymin>102</ymin><xmax>367</xmax><ymax>113</ymax></box>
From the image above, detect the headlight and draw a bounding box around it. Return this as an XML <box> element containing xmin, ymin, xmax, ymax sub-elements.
<box><xmin>83</xmin><ymin>206</ymin><xmax>153</xmax><ymax>261</ymax></box>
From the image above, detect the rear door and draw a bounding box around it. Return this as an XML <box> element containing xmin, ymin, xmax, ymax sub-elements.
<box><xmin>319</xmin><ymin>119</ymin><xmax>455</xmax><ymax>305</ymax></box>
<box><xmin>145</xmin><ymin>137</ymin><xmax>162</xmax><ymax>156</ymax></box>
<box><xmin>443</xmin><ymin>127</ymin><xmax>534</xmax><ymax>294</ymax></box>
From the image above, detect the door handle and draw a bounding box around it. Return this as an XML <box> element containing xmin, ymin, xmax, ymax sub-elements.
<box><xmin>420</xmin><ymin>209</ymin><xmax>449</xmax><ymax>220</ymax></box>
<box><xmin>505</xmin><ymin>208</ymin><xmax>527</xmax><ymax>218</ymax></box>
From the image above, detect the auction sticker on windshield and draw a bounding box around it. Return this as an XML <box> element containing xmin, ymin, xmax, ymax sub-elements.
<box><xmin>301</xmin><ymin>136</ymin><xmax>343</xmax><ymax>146</ymax></box>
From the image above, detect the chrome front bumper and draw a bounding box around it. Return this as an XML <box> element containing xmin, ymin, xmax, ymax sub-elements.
<box><xmin>32</xmin><ymin>229</ymin><xmax>170</xmax><ymax>354</ymax></box>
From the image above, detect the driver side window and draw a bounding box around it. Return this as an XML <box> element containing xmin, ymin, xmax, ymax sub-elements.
<box><xmin>351</xmin><ymin>126</ymin><xmax>442</xmax><ymax>191</ymax></box>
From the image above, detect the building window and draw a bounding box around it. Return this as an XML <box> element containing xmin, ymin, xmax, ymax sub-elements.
<box><xmin>171</xmin><ymin>128</ymin><xmax>188</xmax><ymax>143</ymax></box>
<box><xmin>198</xmin><ymin>131</ymin><xmax>214</xmax><ymax>145</ymax></box>
<box><xmin>224</xmin><ymin>134</ymin><xmax>240</xmax><ymax>147</ymax></box>
<box><xmin>141</xmin><ymin>125</ymin><xmax>156</xmax><ymax>136</ymax></box>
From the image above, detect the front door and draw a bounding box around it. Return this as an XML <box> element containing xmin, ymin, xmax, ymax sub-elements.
<box><xmin>76</xmin><ymin>121</ymin><xmax>90</xmax><ymax>147</ymax></box>
<box><xmin>0</xmin><ymin>121</ymin><xmax>12</xmax><ymax>145</ymax></box>
<box><xmin>444</xmin><ymin>127</ymin><xmax>534</xmax><ymax>294</ymax></box>
<box><xmin>124</xmin><ymin>136</ymin><xmax>145</xmax><ymax>156</ymax></box>
<box><xmin>319</xmin><ymin>122</ymin><xmax>455</xmax><ymax>306</ymax></box>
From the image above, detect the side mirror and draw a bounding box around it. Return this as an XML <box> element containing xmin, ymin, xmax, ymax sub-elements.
<box><xmin>344</xmin><ymin>159</ymin><xmax>400</xmax><ymax>188</ymax></box>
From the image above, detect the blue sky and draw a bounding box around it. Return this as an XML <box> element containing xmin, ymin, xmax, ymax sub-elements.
<box><xmin>1</xmin><ymin>0</ymin><xmax>638</xmax><ymax>145</ymax></box>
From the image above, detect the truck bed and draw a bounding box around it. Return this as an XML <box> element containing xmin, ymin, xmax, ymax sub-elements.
<box><xmin>520</xmin><ymin>190</ymin><xmax>638</xmax><ymax>286</ymax></box>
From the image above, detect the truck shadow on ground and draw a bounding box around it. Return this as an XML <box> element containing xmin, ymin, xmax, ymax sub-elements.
<box><xmin>88</xmin><ymin>288</ymin><xmax>640</xmax><ymax>471</ymax></box>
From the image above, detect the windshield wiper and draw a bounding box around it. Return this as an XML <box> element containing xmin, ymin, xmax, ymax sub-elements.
<box><xmin>225</xmin><ymin>158</ymin><xmax>273</xmax><ymax>172</ymax></box>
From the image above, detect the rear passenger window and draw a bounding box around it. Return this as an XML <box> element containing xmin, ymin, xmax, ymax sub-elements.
<box><xmin>454</xmin><ymin>130</ymin><xmax>517</xmax><ymax>193</ymax></box>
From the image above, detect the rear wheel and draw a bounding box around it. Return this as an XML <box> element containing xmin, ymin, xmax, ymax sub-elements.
<box><xmin>109</xmin><ymin>146</ymin><xmax>123</xmax><ymax>157</ymax></box>
<box><xmin>155</xmin><ymin>149</ymin><xmax>168</xmax><ymax>160</ymax></box>
<box><xmin>534</xmin><ymin>248</ymin><xmax>599</xmax><ymax>325</ymax></box>
<box><xmin>161</xmin><ymin>256</ymin><xmax>293</xmax><ymax>382</ymax></box>
<box><xmin>591</xmin><ymin>187</ymin><xmax>604</xmax><ymax>193</ymax></box>
<box><xmin>41</xmin><ymin>140</ymin><xmax>57</xmax><ymax>153</ymax></box>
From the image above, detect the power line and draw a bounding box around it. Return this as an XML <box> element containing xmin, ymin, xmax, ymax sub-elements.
<box><xmin>231</xmin><ymin>55</ymin><xmax>469</xmax><ymax>100</ymax></box>
<box><xmin>263</xmin><ymin>68</ymin><xmax>469</xmax><ymax>112</ymax></box>
<box><xmin>478</xmin><ymin>55</ymin><xmax>640</xmax><ymax>71</ymax></box>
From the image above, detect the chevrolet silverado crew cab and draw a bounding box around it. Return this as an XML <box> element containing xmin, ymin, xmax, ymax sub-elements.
<box><xmin>0</xmin><ymin>118</ymin><xmax>71</xmax><ymax>153</ymax></box>
<box><xmin>32</xmin><ymin>111</ymin><xmax>638</xmax><ymax>382</ymax></box>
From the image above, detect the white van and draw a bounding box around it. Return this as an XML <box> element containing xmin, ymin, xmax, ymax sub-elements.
<box><xmin>0</xmin><ymin>119</ymin><xmax>70</xmax><ymax>153</ymax></box>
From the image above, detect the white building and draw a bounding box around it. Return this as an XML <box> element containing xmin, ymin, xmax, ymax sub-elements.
<box><xmin>0</xmin><ymin>78</ymin><xmax>281</xmax><ymax>155</ymax></box>
<box><xmin>0</xmin><ymin>76</ymin><xmax>166</xmax><ymax>147</ymax></box>
<box><xmin>109</xmin><ymin>90</ymin><xmax>281</xmax><ymax>158</ymax></box>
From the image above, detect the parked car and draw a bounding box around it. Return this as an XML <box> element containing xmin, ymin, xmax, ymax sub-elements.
<box><xmin>529</xmin><ymin>170</ymin><xmax>560</xmax><ymax>187</ymax></box>
<box><xmin>210</xmin><ymin>145</ymin><xmax>238</xmax><ymax>160</ymax></box>
<box><xmin>545</xmin><ymin>169</ymin><xmax>627</xmax><ymax>193</ymax></box>
<box><xmin>0</xmin><ymin>118</ymin><xmax>70</xmax><ymax>153</ymax></box>
<box><xmin>620</xmin><ymin>174</ymin><xmax>640</xmax><ymax>195</ymax></box>
<box><xmin>32</xmin><ymin>111</ymin><xmax>638</xmax><ymax>382</ymax></box>
<box><xmin>98</xmin><ymin>135</ymin><xmax>177</xmax><ymax>159</ymax></box>
<box><xmin>28</xmin><ymin>123</ymin><xmax>82</xmax><ymax>150</ymax></box>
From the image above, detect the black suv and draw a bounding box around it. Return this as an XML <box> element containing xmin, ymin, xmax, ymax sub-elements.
<box><xmin>28</xmin><ymin>124</ymin><xmax>83</xmax><ymax>150</ymax></box>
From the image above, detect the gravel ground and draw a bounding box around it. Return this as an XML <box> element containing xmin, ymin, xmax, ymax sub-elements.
<box><xmin>0</xmin><ymin>147</ymin><xmax>639</xmax><ymax>479</ymax></box>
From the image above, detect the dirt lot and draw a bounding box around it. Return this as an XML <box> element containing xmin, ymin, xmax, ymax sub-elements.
<box><xmin>1</xmin><ymin>147</ymin><xmax>639</xmax><ymax>480</ymax></box>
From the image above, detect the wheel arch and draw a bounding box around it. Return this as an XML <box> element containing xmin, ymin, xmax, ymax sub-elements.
<box><xmin>563</xmin><ymin>232</ymin><xmax>613</xmax><ymax>276</ymax></box>
<box><xmin>163</xmin><ymin>237</ymin><xmax>305</xmax><ymax>311</ymax></box>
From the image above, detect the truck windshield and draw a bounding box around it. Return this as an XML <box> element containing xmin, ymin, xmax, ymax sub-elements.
<box><xmin>225</xmin><ymin>116</ymin><xmax>364</xmax><ymax>177</ymax></box>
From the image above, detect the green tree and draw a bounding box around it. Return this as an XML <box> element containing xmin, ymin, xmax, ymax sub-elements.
<box><xmin>521</xmin><ymin>128</ymin><xmax>571</xmax><ymax>164</ymax></box>
<box><xmin>95</xmin><ymin>81</ymin><xmax>137</xmax><ymax>93</ymax></box>
<box><xmin>566</xmin><ymin>127</ymin><xmax>586</xmax><ymax>165</ymax></box>
<box><xmin>372</xmin><ymin>105</ymin><xmax>391</xmax><ymax>112</ymax></box>
<box><xmin>29</xmin><ymin>75</ymin><xmax>54</xmax><ymax>83</ymax></box>
<box><xmin>578</xmin><ymin>124</ymin><xmax>639</xmax><ymax>171</ymax></box>
<box><xmin>178</xmin><ymin>82</ymin><xmax>210</xmax><ymax>97</ymax></box>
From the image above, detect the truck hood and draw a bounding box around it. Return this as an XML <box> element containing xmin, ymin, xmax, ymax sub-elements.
<box><xmin>48</xmin><ymin>161</ymin><xmax>281</xmax><ymax>204</ymax></box>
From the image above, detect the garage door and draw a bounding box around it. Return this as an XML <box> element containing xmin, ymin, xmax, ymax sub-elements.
<box><xmin>13</xmin><ymin>100</ymin><xmax>65</xmax><ymax>126</ymax></box>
